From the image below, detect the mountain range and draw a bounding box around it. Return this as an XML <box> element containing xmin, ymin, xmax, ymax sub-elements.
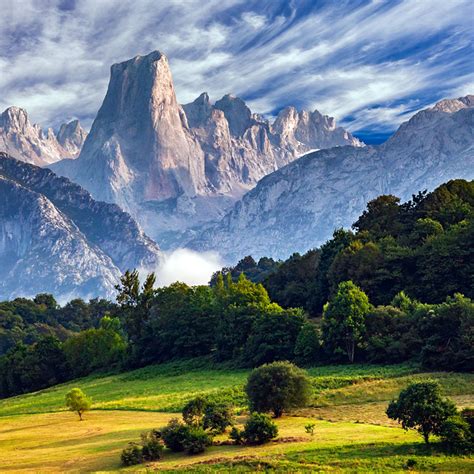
<box><xmin>0</xmin><ymin>49</ymin><xmax>472</xmax><ymax>300</ymax></box>
<box><xmin>188</xmin><ymin>96</ymin><xmax>474</xmax><ymax>260</ymax></box>
<box><xmin>50</xmin><ymin>51</ymin><xmax>363</xmax><ymax>246</ymax></box>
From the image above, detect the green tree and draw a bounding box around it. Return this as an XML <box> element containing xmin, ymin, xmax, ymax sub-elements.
<box><xmin>243</xmin><ymin>306</ymin><xmax>306</xmax><ymax>366</ymax></box>
<box><xmin>322</xmin><ymin>281</ymin><xmax>371</xmax><ymax>362</ymax></box>
<box><xmin>245</xmin><ymin>361</ymin><xmax>312</xmax><ymax>417</ymax></box>
<box><xmin>65</xmin><ymin>388</ymin><xmax>91</xmax><ymax>420</ymax></box>
<box><xmin>115</xmin><ymin>270</ymin><xmax>156</xmax><ymax>364</ymax></box>
<box><xmin>294</xmin><ymin>322</ymin><xmax>321</xmax><ymax>365</ymax></box>
<box><xmin>353</xmin><ymin>194</ymin><xmax>404</xmax><ymax>239</ymax></box>
<box><xmin>63</xmin><ymin>324</ymin><xmax>126</xmax><ymax>377</ymax></box>
<box><xmin>182</xmin><ymin>396</ymin><xmax>208</xmax><ymax>427</ymax></box>
<box><xmin>241</xmin><ymin>412</ymin><xmax>278</xmax><ymax>444</ymax></box>
<box><xmin>147</xmin><ymin>284</ymin><xmax>217</xmax><ymax>362</ymax></box>
<box><xmin>203</xmin><ymin>402</ymin><xmax>234</xmax><ymax>434</ymax></box>
<box><xmin>386</xmin><ymin>381</ymin><xmax>457</xmax><ymax>443</ymax></box>
<box><xmin>419</xmin><ymin>294</ymin><xmax>474</xmax><ymax>372</ymax></box>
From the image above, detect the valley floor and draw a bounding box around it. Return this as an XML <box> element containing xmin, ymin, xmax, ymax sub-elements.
<box><xmin>0</xmin><ymin>362</ymin><xmax>472</xmax><ymax>472</ymax></box>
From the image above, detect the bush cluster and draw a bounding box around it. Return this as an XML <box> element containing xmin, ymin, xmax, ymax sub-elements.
<box><xmin>161</xmin><ymin>418</ymin><xmax>212</xmax><ymax>455</ymax></box>
<box><xmin>230</xmin><ymin>412</ymin><xmax>278</xmax><ymax>445</ymax></box>
<box><xmin>120</xmin><ymin>429</ymin><xmax>163</xmax><ymax>466</ymax></box>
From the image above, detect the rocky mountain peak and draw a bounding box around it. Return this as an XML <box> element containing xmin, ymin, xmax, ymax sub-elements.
<box><xmin>272</xmin><ymin>105</ymin><xmax>362</xmax><ymax>150</ymax></box>
<box><xmin>430</xmin><ymin>95</ymin><xmax>474</xmax><ymax>113</ymax></box>
<box><xmin>57</xmin><ymin>119</ymin><xmax>86</xmax><ymax>150</ymax></box>
<box><xmin>189</xmin><ymin>97</ymin><xmax>474</xmax><ymax>261</ymax></box>
<box><xmin>0</xmin><ymin>107</ymin><xmax>84</xmax><ymax>166</ymax></box>
<box><xmin>214</xmin><ymin>94</ymin><xmax>252</xmax><ymax>136</ymax></box>
<box><xmin>182</xmin><ymin>92</ymin><xmax>212</xmax><ymax>128</ymax></box>
<box><xmin>0</xmin><ymin>151</ymin><xmax>162</xmax><ymax>300</ymax></box>
<box><xmin>1</xmin><ymin>106</ymin><xmax>30</xmax><ymax>131</ymax></box>
<box><xmin>54</xmin><ymin>49</ymin><xmax>207</xmax><ymax>208</ymax></box>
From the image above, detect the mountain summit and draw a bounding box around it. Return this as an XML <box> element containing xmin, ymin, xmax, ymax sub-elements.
<box><xmin>0</xmin><ymin>107</ymin><xmax>86</xmax><ymax>166</ymax></box>
<box><xmin>52</xmin><ymin>50</ymin><xmax>363</xmax><ymax>245</ymax></box>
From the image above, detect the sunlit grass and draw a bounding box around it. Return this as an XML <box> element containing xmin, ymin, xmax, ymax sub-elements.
<box><xmin>0</xmin><ymin>360</ymin><xmax>472</xmax><ymax>472</ymax></box>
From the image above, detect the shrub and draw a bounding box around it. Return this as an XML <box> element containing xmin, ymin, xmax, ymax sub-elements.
<box><xmin>203</xmin><ymin>402</ymin><xmax>234</xmax><ymax>433</ymax></box>
<box><xmin>183</xmin><ymin>427</ymin><xmax>213</xmax><ymax>454</ymax></box>
<box><xmin>242</xmin><ymin>412</ymin><xmax>278</xmax><ymax>445</ymax></box>
<box><xmin>65</xmin><ymin>388</ymin><xmax>91</xmax><ymax>421</ymax></box>
<box><xmin>121</xmin><ymin>443</ymin><xmax>143</xmax><ymax>466</ymax></box>
<box><xmin>245</xmin><ymin>361</ymin><xmax>312</xmax><ymax>417</ymax></box>
<box><xmin>120</xmin><ymin>429</ymin><xmax>163</xmax><ymax>466</ymax></box>
<box><xmin>305</xmin><ymin>422</ymin><xmax>315</xmax><ymax>436</ymax></box>
<box><xmin>182</xmin><ymin>396</ymin><xmax>207</xmax><ymax>427</ymax></box>
<box><xmin>229</xmin><ymin>426</ymin><xmax>243</xmax><ymax>444</ymax></box>
<box><xmin>439</xmin><ymin>416</ymin><xmax>474</xmax><ymax>454</ymax></box>
<box><xmin>161</xmin><ymin>418</ymin><xmax>191</xmax><ymax>452</ymax></box>
<box><xmin>386</xmin><ymin>381</ymin><xmax>457</xmax><ymax>443</ymax></box>
<box><xmin>141</xmin><ymin>429</ymin><xmax>164</xmax><ymax>461</ymax></box>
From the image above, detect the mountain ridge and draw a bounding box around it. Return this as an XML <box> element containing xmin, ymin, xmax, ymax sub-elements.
<box><xmin>188</xmin><ymin>96</ymin><xmax>474</xmax><ymax>261</ymax></box>
<box><xmin>0</xmin><ymin>152</ymin><xmax>161</xmax><ymax>300</ymax></box>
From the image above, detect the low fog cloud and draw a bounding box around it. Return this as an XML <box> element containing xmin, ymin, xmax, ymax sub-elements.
<box><xmin>155</xmin><ymin>248</ymin><xmax>223</xmax><ymax>287</ymax></box>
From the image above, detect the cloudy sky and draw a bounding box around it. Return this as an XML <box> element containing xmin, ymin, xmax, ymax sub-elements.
<box><xmin>1</xmin><ymin>0</ymin><xmax>473</xmax><ymax>143</ymax></box>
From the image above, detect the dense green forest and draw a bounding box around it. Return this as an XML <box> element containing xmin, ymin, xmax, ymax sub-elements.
<box><xmin>1</xmin><ymin>179</ymin><xmax>473</xmax><ymax>398</ymax></box>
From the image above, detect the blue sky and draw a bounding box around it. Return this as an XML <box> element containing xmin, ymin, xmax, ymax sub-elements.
<box><xmin>1</xmin><ymin>0</ymin><xmax>473</xmax><ymax>143</ymax></box>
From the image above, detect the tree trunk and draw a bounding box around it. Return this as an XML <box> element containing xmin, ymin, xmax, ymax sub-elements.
<box><xmin>346</xmin><ymin>339</ymin><xmax>355</xmax><ymax>363</ymax></box>
<box><xmin>78</xmin><ymin>410</ymin><xmax>83</xmax><ymax>421</ymax></box>
<box><xmin>423</xmin><ymin>431</ymin><xmax>429</xmax><ymax>444</ymax></box>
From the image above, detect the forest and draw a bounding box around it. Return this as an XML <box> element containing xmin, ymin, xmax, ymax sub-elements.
<box><xmin>1</xmin><ymin>179</ymin><xmax>473</xmax><ymax>398</ymax></box>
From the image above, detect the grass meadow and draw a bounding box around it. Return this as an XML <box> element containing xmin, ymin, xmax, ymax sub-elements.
<box><xmin>0</xmin><ymin>360</ymin><xmax>472</xmax><ymax>472</ymax></box>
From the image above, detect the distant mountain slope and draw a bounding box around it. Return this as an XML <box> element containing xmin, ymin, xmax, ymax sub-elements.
<box><xmin>189</xmin><ymin>96</ymin><xmax>474</xmax><ymax>261</ymax></box>
<box><xmin>51</xmin><ymin>50</ymin><xmax>362</xmax><ymax>246</ymax></box>
<box><xmin>0</xmin><ymin>153</ymin><xmax>161</xmax><ymax>300</ymax></box>
<box><xmin>0</xmin><ymin>107</ymin><xmax>86</xmax><ymax>166</ymax></box>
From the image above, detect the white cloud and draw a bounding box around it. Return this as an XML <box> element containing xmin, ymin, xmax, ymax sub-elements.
<box><xmin>155</xmin><ymin>248</ymin><xmax>223</xmax><ymax>287</ymax></box>
<box><xmin>241</xmin><ymin>12</ymin><xmax>267</xmax><ymax>29</ymax></box>
<box><xmin>0</xmin><ymin>0</ymin><xmax>472</xmax><ymax>137</ymax></box>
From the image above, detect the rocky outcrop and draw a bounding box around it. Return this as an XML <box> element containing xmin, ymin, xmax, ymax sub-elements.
<box><xmin>51</xmin><ymin>51</ymin><xmax>363</xmax><ymax>246</ymax></box>
<box><xmin>56</xmin><ymin>120</ymin><xmax>87</xmax><ymax>156</ymax></box>
<box><xmin>189</xmin><ymin>96</ymin><xmax>474</xmax><ymax>262</ymax></box>
<box><xmin>0</xmin><ymin>152</ymin><xmax>161</xmax><ymax>300</ymax></box>
<box><xmin>0</xmin><ymin>107</ymin><xmax>86</xmax><ymax>166</ymax></box>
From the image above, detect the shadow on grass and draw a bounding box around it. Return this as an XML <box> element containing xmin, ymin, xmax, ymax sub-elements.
<box><xmin>286</xmin><ymin>441</ymin><xmax>435</xmax><ymax>461</ymax></box>
<box><xmin>182</xmin><ymin>442</ymin><xmax>465</xmax><ymax>473</ymax></box>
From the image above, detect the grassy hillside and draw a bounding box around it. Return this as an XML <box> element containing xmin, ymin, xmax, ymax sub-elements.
<box><xmin>0</xmin><ymin>361</ymin><xmax>472</xmax><ymax>472</ymax></box>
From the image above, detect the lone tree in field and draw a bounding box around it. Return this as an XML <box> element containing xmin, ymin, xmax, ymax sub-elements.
<box><xmin>322</xmin><ymin>280</ymin><xmax>370</xmax><ymax>363</ymax></box>
<box><xmin>65</xmin><ymin>388</ymin><xmax>92</xmax><ymax>420</ymax></box>
<box><xmin>386</xmin><ymin>381</ymin><xmax>457</xmax><ymax>444</ymax></box>
<box><xmin>245</xmin><ymin>361</ymin><xmax>312</xmax><ymax>418</ymax></box>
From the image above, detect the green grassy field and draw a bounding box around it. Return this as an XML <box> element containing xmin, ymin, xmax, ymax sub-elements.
<box><xmin>0</xmin><ymin>360</ymin><xmax>472</xmax><ymax>472</ymax></box>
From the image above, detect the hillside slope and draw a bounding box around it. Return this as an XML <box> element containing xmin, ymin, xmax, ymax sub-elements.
<box><xmin>0</xmin><ymin>153</ymin><xmax>161</xmax><ymax>300</ymax></box>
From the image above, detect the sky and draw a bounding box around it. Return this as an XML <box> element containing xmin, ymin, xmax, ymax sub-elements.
<box><xmin>1</xmin><ymin>0</ymin><xmax>473</xmax><ymax>144</ymax></box>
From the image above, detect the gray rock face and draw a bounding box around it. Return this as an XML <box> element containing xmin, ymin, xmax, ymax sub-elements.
<box><xmin>53</xmin><ymin>52</ymin><xmax>207</xmax><ymax>211</ymax></box>
<box><xmin>51</xmin><ymin>50</ymin><xmax>363</xmax><ymax>246</ymax></box>
<box><xmin>189</xmin><ymin>96</ymin><xmax>474</xmax><ymax>262</ymax></box>
<box><xmin>0</xmin><ymin>152</ymin><xmax>161</xmax><ymax>300</ymax></box>
<box><xmin>57</xmin><ymin>120</ymin><xmax>87</xmax><ymax>155</ymax></box>
<box><xmin>0</xmin><ymin>107</ymin><xmax>86</xmax><ymax>166</ymax></box>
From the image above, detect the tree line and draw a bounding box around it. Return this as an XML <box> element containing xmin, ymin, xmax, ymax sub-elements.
<box><xmin>0</xmin><ymin>179</ymin><xmax>472</xmax><ymax>398</ymax></box>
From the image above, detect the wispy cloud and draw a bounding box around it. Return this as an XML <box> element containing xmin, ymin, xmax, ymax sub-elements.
<box><xmin>0</xmin><ymin>0</ymin><xmax>472</xmax><ymax>141</ymax></box>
